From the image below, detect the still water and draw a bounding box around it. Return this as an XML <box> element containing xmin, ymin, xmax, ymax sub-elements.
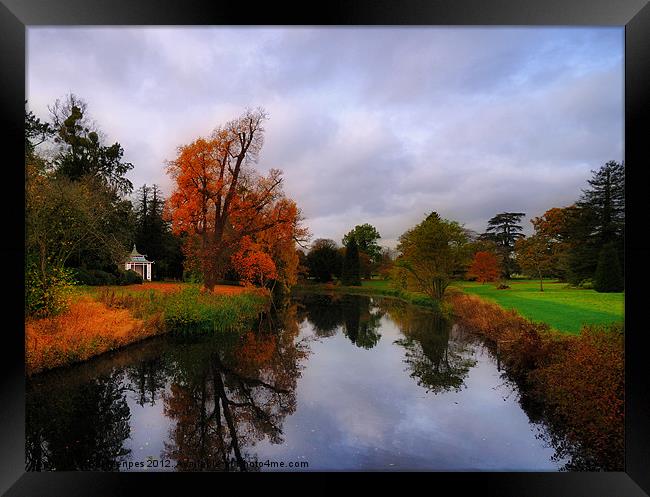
<box><xmin>26</xmin><ymin>294</ymin><xmax>568</xmax><ymax>471</ymax></box>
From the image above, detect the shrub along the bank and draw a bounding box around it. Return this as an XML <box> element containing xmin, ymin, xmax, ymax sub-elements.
<box><xmin>119</xmin><ymin>269</ymin><xmax>144</xmax><ymax>285</ymax></box>
<box><xmin>26</xmin><ymin>285</ymin><xmax>269</xmax><ymax>375</ymax></box>
<box><xmin>95</xmin><ymin>285</ymin><xmax>268</xmax><ymax>335</ymax></box>
<box><xmin>292</xmin><ymin>282</ymin><xmax>442</xmax><ymax>311</ymax></box>
<box><xmin>448</xmin><ymin>291</ymin><xmax>623</xmax><ymax>471</ymax></box>
<box><xmin>72</xmin><ymin>268</ymin><xmax>143</xmax><ymax>286</ymax></box>
<box><xmin>25</xmin><ymin>296</ymin><xmax>155</xmax><ymax>375</ymax></box>
<box><xmin>532</xmin><ymin>323</ymin><xmax>623</xmax><ymax>470</ymax></box>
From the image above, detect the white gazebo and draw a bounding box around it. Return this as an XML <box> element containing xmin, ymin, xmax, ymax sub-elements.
<box><xmin>125</xmin><ymin>244</ymin><xmax>154</xmax><ymax>281</ymax></box>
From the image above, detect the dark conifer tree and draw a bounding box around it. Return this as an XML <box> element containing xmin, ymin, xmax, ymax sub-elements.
<box><xmin>593</xmin><ymin>242</ymin><xmax>624</xmax><ymax>292</ymax></box>
<box><xmin>341</xmin><ymin>238</ymin><xmax>361</xmax><ymax>286</ymax></box>
<box><xmin>481</xmin><ymin>212</ymin><xmax>526</xmax><ymax>278</ymax></box>
<box><xmin>134</xmin><ymin>184</ymin><xmax>184</xmax><ymax>280</ymax></box>
<box><xmin>577</xmin><ymin>160</ymin><xmax>625</xmax><ymax>244</ymax></box>
<box><xmin>567</xmin><ymin>161</ymin><xmax>625</xmax><ymax>286</ymax></box>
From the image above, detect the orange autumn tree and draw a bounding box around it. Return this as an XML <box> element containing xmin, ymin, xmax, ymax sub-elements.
<box><xmin>530</xmin><ymin>205</ymin><xmax>579</xmax><ymax>281</ymax></box>
<box><xmin>251</xmin><ymin>198</ymin><xmax>309</xmax><ymax>292</ymax></box>
<box><xmin>166</xmin><ymin>108</ymin><xmax>308</xmax><ymax>291</ymax></box>
<box><xmin>467</xmin><ymin>251</ymin><xmax>501</xmax><ymax>283</ymax></box>
<box><xmin>230</xmin><ymin>236</ymin><xmax>277</xmax><ymax>287</ymax></box>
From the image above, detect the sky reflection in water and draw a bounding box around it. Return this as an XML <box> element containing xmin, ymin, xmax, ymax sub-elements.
<box><xmin>26</xmin><ymin>294</ymin><xmax>566</xmax><ymax>471</ymax></box>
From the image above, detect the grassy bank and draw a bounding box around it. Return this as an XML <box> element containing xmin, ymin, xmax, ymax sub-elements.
<box><xmin>26</xmin><ymin>282</ymin><xmax>269</xmax><ymax>375</ymax></box>
<box><xmin>292</xmin><ymin>281</ymin><xmax>442</xmax><ymax>311</ymax></box>
<box><xmin>452</xmin><ymin>279</ymin><xmax>623</xmax><ymax>334</ymax></box>
<box><xmin>449</xmin><ymin>291</ymin><xmax>623</xmax><ymax>470</ymax></box>
<box><xmin>295</xmin><ymin>278</ymin><xmax>623</xmax><ymax>335</ymax></box>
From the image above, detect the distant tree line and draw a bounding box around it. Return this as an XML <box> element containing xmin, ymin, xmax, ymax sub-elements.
<box><xmin>302</xmin><ymin>160</ymin><xmax>624</xmax><ymax>298</ymax></box>
<box><xmin>303</xmin><ymin>223</ymin><xmax>395</xmax><ymax>284</ymax></box>
<box><xmin>398</xmin><ymin>160</ymin><xmax>625</xmax><ymax>298</ymax></box>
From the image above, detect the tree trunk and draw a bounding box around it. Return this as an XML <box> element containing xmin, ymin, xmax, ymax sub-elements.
<box><xmin>431</xmin><ymin>277</ymin><xmax>447</xmax><ymax>300</ymax></box>
<box><xmin>204</xmin><ymin>272</ymin><xmax>217</xmax><ymax>292</ymax></box>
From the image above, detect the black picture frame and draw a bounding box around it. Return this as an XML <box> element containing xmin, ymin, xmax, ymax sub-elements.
<box><xmin>1</xmin><ymin>1</ymin><xmax>648</xmax><ymax>495</ymax></box>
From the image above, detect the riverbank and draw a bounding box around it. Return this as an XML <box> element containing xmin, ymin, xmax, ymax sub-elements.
<box><xmin>25</xmin><ymin>283</ymin><xmax>269</xmax><ymax>375</ymax></box>
<box><xmin>448</xmin><ymin>291</ymin><xmax>623</xmax><ymax>470</ymax></box>
<box><xmin>453</xmin><ymin>279</ymin><xmax>624</xmax><ymax>334</ymax></box>
<box><xmin>296</xmin><ymin>279</ymin><xmax>624</xmax><ymax>335</ymax></box>
<box><xmin>294</xmin><ymin>280</ymin><xmax>624</xmax><ymax>469</ymax></box>
<box><xmin>292</xmin><ymin>282</ymin><xmax>443</xmax><ymax>311</ymax></box>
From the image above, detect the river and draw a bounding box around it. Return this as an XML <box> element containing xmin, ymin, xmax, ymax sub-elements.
<box><xmin>26</xmin><ymin>293</ymin><xmax>569</xmax><ymax>471</ymax></box>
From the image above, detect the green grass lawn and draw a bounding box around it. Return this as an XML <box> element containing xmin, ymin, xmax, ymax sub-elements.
<box><xmin>451</xmin><ymin>279</ymin><xmax>624</xmax><ymax>334</ymax></box>
<box><xmin>357</xmin><ymin>279</ymin><xmax>623</xmax><ymax>334</ymax></box>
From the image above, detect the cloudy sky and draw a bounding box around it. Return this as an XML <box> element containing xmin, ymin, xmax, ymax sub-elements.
<box><xmin>27</xmin><ymin>27</ymin><xmax>623</xmax><ymax>247</ymax></box>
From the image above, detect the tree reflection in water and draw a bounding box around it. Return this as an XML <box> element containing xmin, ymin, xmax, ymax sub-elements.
<box><xmin>26</xmin><ymin>371</ymin><xmax>131</xmax><ymax>470</ymax></box>
<box><xmin>125</xmin><ymin>356</ymin><xmax>170</xmax><ymax>407</ymax></box>
<box><xmin>26</xmin><ymin>294</ymin><xmax>596</xmax><ymax>471</ymax></box>
<box><xmin>161</xmin><ymin>303</ymin><xmax>309</xmax><ymax>471</ymax></box>
<box><xmin>385</xmin><ymin>301</ymin><xmax>477</xmax><ymax>394</ymax></box>
<box><xmin>295</xmin><ymin>293</ymin><xmax>346</xmax><ymax>337</ymax></box>
<box><xmin>295</xmin><ymin>292</ymin><xmax>474</xmax><ymax>392</ymax></box>
<box><xmin>296</xmin><ymin>293</ymin><xmax>383</xmax><ymax>348</ymax></box>
<box><xmin>342</xmin><ymin>295</ymin><xmax>383</xmax><ymax>349</ymax></box>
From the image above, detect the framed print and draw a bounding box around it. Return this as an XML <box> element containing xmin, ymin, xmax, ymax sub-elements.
<box><xmin>1</xmin><ymin>0</ymin><xmax>649</xmax><ymax>495</ymax></box>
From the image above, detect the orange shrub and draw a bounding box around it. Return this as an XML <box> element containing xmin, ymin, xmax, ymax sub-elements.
<box><xmin>533</xmin><ymin>324</ymin><xmax>624</xmax><ymax>469</ymax></box>
<box><xmin>25</xmin><ymin>296</ymin><xmax>163</xmax><ymax>375</ymax></box>
<box><xmin>467</xmin><ymin>251</ymin><xmax>501</xmax><ymax>283</ymax></box>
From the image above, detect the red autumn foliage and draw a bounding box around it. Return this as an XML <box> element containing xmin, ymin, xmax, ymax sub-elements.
<box><xmin>467</xmin><ymin>251</ymin><xmax>501</xmax><ymax>283</ymax></box>
<box><xmin>231</xmin><ymin>236</ymin><xmax>278</xmax><ymax>287</ymax></box>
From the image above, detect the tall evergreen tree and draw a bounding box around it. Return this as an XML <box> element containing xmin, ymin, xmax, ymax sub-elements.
<box><xmin>341</xmin><ymin>238</ymin><xmax>361</xmax><ymax>286</ymax></box>
<box><xmin>577</xmin><ymin>160</ymin><xmax>625</xmax><ymax>244</ymax></box>
<box><xmin>481</xmin><ymin>212</ymin><xmax>526</xmax><ymax>278</ymax></box>
<box><xmin>593</xmin><ymin>242</ymin><xmax>624</xmax><ymax>292</ymax></box>
<box><xmin>567</xmin><ymin>161</ymin><xmax>625</xmax><ymax>286</ymax></box>
<box><xmin>134</xmin><ymin>183</ymin><xmax>184</xmax><ymax>280</ymax></box>
<box><xmin>50</xmin><ymin>94</ymin><xmax>134</xmax><ymax>195</ymax></box>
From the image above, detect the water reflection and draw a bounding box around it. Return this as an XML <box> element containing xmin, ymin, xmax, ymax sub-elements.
<box><xmin>26</xmin><ymin>371</ymin><xmax>131</xmax><ymax>470</ymax></box>
<box><xmin>161</xmin><ymin>312</ymin><xmax>308</xmax><ymax>471</ymax></box>
<box><xmin>25</xmin><ymin>294</ymin><xmax>590</xmax><ymax>471</ymax></box>
<box><xmin>296</xmin><ymin>294</ymin><xmax>383</xmax><ymax>348</ymax></box>
<box><xmin>389</xmin><ymin>303</ymin><xmax>477</xmax><ymax>394</ymax></box>
<box><xmin>126</xmin><ymin>356</ymin><xmax>169</xmax><ymax>407</ymax></box>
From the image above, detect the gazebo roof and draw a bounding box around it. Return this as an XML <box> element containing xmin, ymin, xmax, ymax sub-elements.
<box><xmin>127</xmin><ymin>244</ymin><xmax>153</xmax><ymax>263</ymax></box>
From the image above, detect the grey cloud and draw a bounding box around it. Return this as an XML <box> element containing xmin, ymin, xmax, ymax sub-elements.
<box><xmin>27</xmin><ymin>27</ymin><xmax>623</xmax><ymax>247</ymax></box>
